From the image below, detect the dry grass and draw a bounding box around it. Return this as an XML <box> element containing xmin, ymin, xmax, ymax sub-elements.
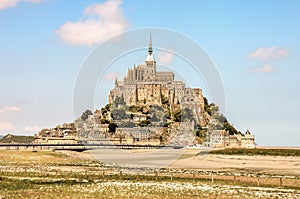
<box><xmin>0</xmin><ymin>150</ymin><xmax>300</xmax><ymax>198</ymax></box>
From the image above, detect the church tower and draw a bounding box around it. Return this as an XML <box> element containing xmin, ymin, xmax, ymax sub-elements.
<box><xmin>144</xmin><ymin>33</ymin><xmax>156</xmax><ymax>81</ymax></box>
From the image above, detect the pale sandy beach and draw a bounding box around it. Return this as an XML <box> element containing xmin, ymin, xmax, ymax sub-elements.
<box><xmin>170</xmin><ymin>153</ymin><xmax>300</xmax><ymax>176</ymax></box>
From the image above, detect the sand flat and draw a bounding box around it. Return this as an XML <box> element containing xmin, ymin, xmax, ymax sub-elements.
<box><xmin>170</xmin><ymin>154</ymin><xmax>300</xmax><ymax>176</ymax></box>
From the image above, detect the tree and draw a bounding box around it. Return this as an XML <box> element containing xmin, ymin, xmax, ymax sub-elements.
<box><xmin>174</xmin><ymin>108</ymin><xmax>194</xmax><ymax>122</ymax></box>
<box><xmin>111</xmin><ymin>108</ymin><xmax>128</xmax><ymax>120</ymax></box>
<box><xmin>101</xmin><ymin>104</ymin><xmax>111</xmax><ymax>115</ymax></box>
<box><xmin>114</xmin><ymin>96</ymin><xmax>125</xmax><ymax>107</ymax></box>
<box><xmin>151</xmin><ymin>113</ymin><xmax>160</xmax><ymax>122</ymax></box>
<box><xmin>217</xmin><ymin>114</ymin><xmax>227</xmax><ymax>123</ymax></box>
<box><xmin>224</xmin><ymin>122</ymin><xmax>238</xmax><ymax>135</ymax></box>
<box><xmin>161</xmin><ymin>95</ymin><xmax>169</xmax><ymax>105</ymax></box>
<box><xmin>120</xmin><ymin>121</ymin><xmax>136</xmax><ymax>128</ymax></box>
<box><xmin>173</xmin><ymin>110</ymin><xmax>181</xmax><ymax>122</ymax></box>
<box><xmin>204</xmin><ymin>97</ymin><xmax>212</xmax><ymax>116</ymax></box>
<box><xmin>81</xmin><ymin>109</ymin><xmax>93</xmax><ymax>121</ymax></box>
<box><xmin>108</xmin><ymin>122</ymin><xmax>118</xmax><ymax>133</ymax></box>
<box><xmin>138</xmin><ymin>120</ymin><xmax>150</xmax><ymax>127</ymax></box>
<box><xmin>100</xmin><ymin>118</ymin><xmax>110</xmax><ymax>124</ymax></box>
<box><xmin>182</xmin><ymin>108</ymin><xmax>193</xmax><ymax>121</ymax></box>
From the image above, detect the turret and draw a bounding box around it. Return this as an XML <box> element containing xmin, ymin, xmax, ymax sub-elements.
<box><xmin>115</xmin><ymin>77</ymin><xmax>118</xmax><ymax>87</ymax></box>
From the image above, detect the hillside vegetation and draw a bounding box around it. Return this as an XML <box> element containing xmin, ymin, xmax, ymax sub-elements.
<box><xmin>0</xmin><ymin>134</ymin><xmax>34</xmax><ymax>144</ymax></box>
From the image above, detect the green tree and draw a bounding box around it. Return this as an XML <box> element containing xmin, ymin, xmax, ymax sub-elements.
<box><xmin>204</xmin><ymin>97</ymin><xmax>212</xmax><ymax>116</ymax></box>
<box><xmin>182</xmin><ymin>108</ymin><xmax>193</xmax><ymax>121</ymax></box>
<box><xmin>120</xmin><ymin>121</ymin><xmax>136</xmax><ymax>128</ymax></box>
<box><xmin>173</xmin><ymin>110</ymin><xmax>181</xmax><ymax>122</ymax></box>
<box><xmin>100</xmin><ymin>118</ymin><xmax>110</xmax><ymax>124</ymax></box>
<box><xmin>224</xmin><ymin>122</ymin><xmax>238</xmax><ymax>135</ymax></box>
<box><xmin>111</xmin><ymin>108</ymin><xmax>128</xmax><ymax>120</ymax></box>
<box><xmin>151</xmin><ymin>113</ymin><xmax>160</xmax><ymax>122</ymax></box>
<box><xmin>81</xmin><ymin>109</ymin><xmax>93</xmax><ymax>121</ymax></box>
<box><xmin>108</xmin><ymin>122</ymin><xmax>118</xmax><ymax>133</ymax></box>
<box><xmin>161</xmin><ymin>95</ymin><xmax>169</xmax><ymax>105</ymax></box>
<box><xmin>174</xmin><ymin>108</ymin><xmax>193</xmax><ymax>122</ymax></box>
<box><xmin>114</xmin><ymin>96</ymin><xmax>125</xmax><ymax>107</ymax></box>
<box><xmin>217</xmin><ymin>114</ymin><xmax>227</xmax><ymax>123</ymax></box>
<box><xmin>138</xmin><ymin>120</ymin><xmax>150</xmax><ymax>127</ymax></box>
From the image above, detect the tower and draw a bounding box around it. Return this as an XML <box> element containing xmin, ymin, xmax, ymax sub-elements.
<box><xmin>144</xmin><ymin>33</ymin><xmax>156</xmax><ymax>81</ymax></box>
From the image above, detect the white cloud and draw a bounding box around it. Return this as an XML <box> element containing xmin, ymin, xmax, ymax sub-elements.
<box><xmin>0</xmin><ymin>0</ymin><xmax>43</xmax><ymax>10</ymax></box>
<box><xmin>0</xmin><ymin>106</ymin><xmax>21</xmax><ymax>114</ymax></box>
<box><xmin>0</xmin><ymin>106</ymin><xmax>21</xmax><ymax>125</ymax></box>
<box><xmin>103</xmin><ymin>71</ymin><xmax>122</xmax><ymax>81</ymax></box>
<box><xmin>55</xmin><ymin>0</ymin><xmax>130</xmax><ymax>46</ymax></box>
<box><xmin>24</xmin><ymin>126</ymin><xmax>40</xmax><ymax>133</ymax></box>
<box><xmin>252</xmin><ymin>64</ymin><xmax>274</xmax><ymax>73</ymax></box>
<box><xmin>157</xmin><ymin>51</ymin><xmax>174</xmax><ymax>65</ymax></box>
<box><xmin>0</xmin><ymin>122</ymin><xmax>16</xmax><ymax>132</ymax></box>
<box><xmin>249</xmin><ymin>46</ymin><xmax>288</xmax><ymax>60</ymax></box>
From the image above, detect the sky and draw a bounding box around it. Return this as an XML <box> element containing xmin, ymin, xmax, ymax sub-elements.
<box><xmin>0</xmin><ymin>0</ymin><xmax>299</xmax><ymax>146</ymax></box>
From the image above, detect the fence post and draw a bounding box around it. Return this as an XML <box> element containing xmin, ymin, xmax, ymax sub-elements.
<box><xmin>280</xmin><ymin>178</ymin><xmax>283</xmax><ymax>186</ymax></box>
<box><xmin>155</xmin><ymin>171</ymin><xmax>158</xmax><ymax>181</ymax></box>
<box><xmin>257</xmin><ymin>177</ymin><xmax>260</xmax><ymax>187</ymax></box>
<box><xmin>234</xmin><ymin>175</ymin><xmax>236</xmax><ymax>184</ymax></box>
<box><xmin>211</xmin><ymin>173</ymin><xmax>214</xmax><ymax>183</ymax></box>
<box><xmin>170</xmin><ymin>173</ymin><xmax>173</xmax><ymax>181</ymax></box>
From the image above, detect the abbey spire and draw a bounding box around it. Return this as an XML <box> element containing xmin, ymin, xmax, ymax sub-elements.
<box><xmin>145</xmin><ymin>33</ymin><xmax>155</xmax><ymax>63</ymax></box>
<box><xmin>148</xmin><ymin>32</ymin><xmax>153</xmax><ymax>55</ymax></box>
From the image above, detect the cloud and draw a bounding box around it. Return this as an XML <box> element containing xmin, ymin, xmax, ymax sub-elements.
<box><xmin>24</xmin><ymin>126</ymin><xmax>40</xmax><ymax>133</ymax></box>
<box><xmin>252</xmin><ymin>64</ymin><xmax>274</xmax><ymax>73</ymax></box>
<box><xmin>0</xmin><ymin>106</ymin><xmax>21</xmax><ymax>114</ymax></box>
<box><xmin>0</xmin><ymin>106</ymin><xmax>21</xmax><ymax>123</ymax></box>
<box><xmin>0</xmin><ymin>122</ymin><xmax>16</xmax><ymax>132</ymax></box>
<box><xmin>0</xmin><ymin>0</ymin><xmax>43</xmax><ymax>10</ymax></box>
<box><xmin>157</xmin><ymin>51</ymin><xmax>174</xmax><ymax>65</ymax></box>
<box><xmin>55</xmin><ymin>0</ymin><xmax>130</xmax><ymax>46</ymax></box>
<box><xmin>249</xmin><ymin>46</ymin><xmax>288</xmax><ymax>60</ymax></box>
<box><xmin>103</xmin><ymin>71</ymin><xmax>122</xmax><ymax>81</ymax></box>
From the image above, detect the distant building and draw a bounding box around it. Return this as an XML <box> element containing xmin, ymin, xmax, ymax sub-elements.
<box><xmin>240</xmin><ymin>130</ymin><xmax>255</xmax><ymax>148</ymax></box>
<box><xmin>210</xmin><ymin>130</ymin><xmax>230</xmax><ymax>148</ymax></box>
<box><xmin>115</xmin><ymin>127</ymin><xmax>160</xmax><ymax>142</ymax></box>
<box><xmin>209</xmin><ymin>129</ymin><xmax>255</xmax><ymax>148</ymax></box>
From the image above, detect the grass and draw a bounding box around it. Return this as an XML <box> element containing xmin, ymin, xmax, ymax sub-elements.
<box><xmin>209</xmin><ymin>148</ymin><xmax>300</xmax><ymax>156</ymax></box>
<box><xmin>0</xmin><ymin>150</ymin><xmax>300</xmax><ymax>198</ymax></box>
<box><xmin>1</xmin><ymin>175</ymin><xmax>299</xmax><ymax>199</ymax></box>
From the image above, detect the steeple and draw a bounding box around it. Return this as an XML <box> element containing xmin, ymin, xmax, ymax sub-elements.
<box><xmin>145</xmin><ymin>32</ymin><xmax>155</xmax><ymax>62</ymax></box>
<box><xmin>148</xmin><ymin>32</ymin><xmax>153</xmax><ymax>55</ymax></box>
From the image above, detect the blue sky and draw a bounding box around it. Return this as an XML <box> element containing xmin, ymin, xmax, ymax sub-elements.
<box><xmin>0</xmin><ymin>0</ymin><xmax>299</xmax><ymax>146</ymax></box>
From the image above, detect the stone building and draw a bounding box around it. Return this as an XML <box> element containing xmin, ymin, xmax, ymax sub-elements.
<box><xmin>210</xmin><ymin>130</ymin><xmax>230</xmax><ymax>148</ymax></box>
<box><xmin>209</xmin><ymin>129</ymin><xmax>255</xmax><ymax>148</ymax></box>
<box><xmin>109</xmin><ymin>34</ymin><xmax>205</xmax><ymax>124</ymax></box>
<box><xmin>240</xmin><ymin>130</ymin><xmax>255</xmax><ymax>148</ymax></box>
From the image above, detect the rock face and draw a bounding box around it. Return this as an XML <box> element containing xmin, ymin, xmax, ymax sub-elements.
<box><xmin>109</xmin><ymin>35</ymin><xmax>205</xmax><ymax>126</ymax></box>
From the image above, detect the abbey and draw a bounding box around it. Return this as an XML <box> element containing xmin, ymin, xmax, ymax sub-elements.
<box><xmin>109</xmin><ymin>35</ymin><xmax>205</xmax><ymax>124</ymax></box>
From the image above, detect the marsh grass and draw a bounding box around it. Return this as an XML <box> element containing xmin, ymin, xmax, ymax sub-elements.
<box><xmin>209</xmin><ymin>148</ymin><xmax>300</xmax><ymax>156</ymax></box>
